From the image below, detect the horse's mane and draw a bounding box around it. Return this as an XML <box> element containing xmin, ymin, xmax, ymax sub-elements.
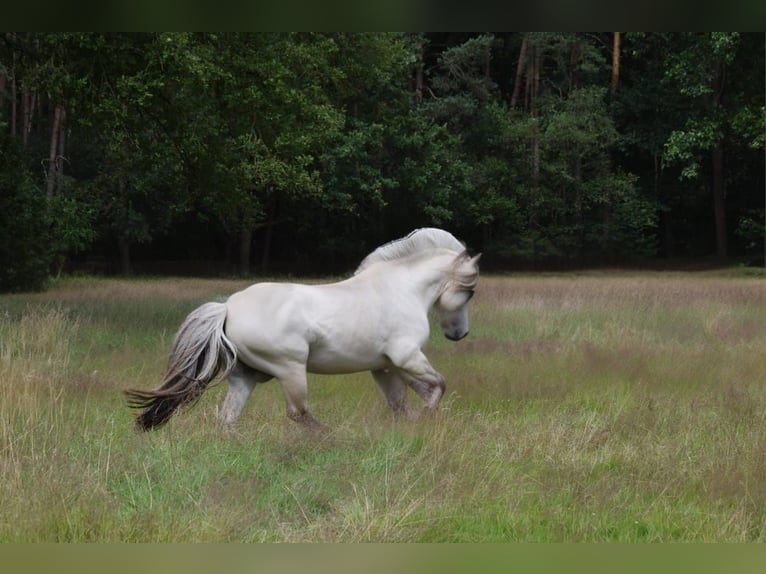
<box><xmin>355</xmin><ymin>228</ymin><xmax>466</xmax><ymax>275</ymax></box>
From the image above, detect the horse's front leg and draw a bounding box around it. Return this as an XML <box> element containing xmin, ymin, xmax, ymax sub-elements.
<box><xmin>405</xmin><ymin>370</ymin><xmax>446</xmax><ymax>410</ymax></box>
<box><xmin>389</xmin><ymin>349</ymin><xmax>446</xmax><ymax>411</ymax></box>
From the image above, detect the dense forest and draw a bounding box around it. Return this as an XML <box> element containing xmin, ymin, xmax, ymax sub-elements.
<box><xmin>1</xmin><ymin>32</ymin><xmax>763</xmax><ymax>291</ymax></box>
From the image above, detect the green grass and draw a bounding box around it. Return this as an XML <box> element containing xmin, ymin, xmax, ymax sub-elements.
<box><xmin>1</xmin><ymin>272</ymin><xmax>765</xmax><ymax>541</ymax></box>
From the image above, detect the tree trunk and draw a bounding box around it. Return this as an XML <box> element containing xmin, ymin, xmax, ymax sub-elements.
<box><xmin>117</xmin><ymin>178</ymin><xmax>132</xmax><ymax>275</ymax></box>
<box><xmin>510</xmin><ymin>33</ymin><xmax>528</xmax><ymax>108</ymax></box>
<box><xmin>57</xmin><ymin>107</ymin><xmax>66</xmax><ymax>181</ymax></box>
<box><xmin>654</xmin><ymin>153</ymin><xmax>674</xmax><ymax>257</ymax></box>
<box><xmin>22</xmin><ymin>90</ymin><xmax>37</xmax><ymax>147</ymax></box>
<box><xmin>602</xmin><ymin>31</ymin><xmax>621</xmax><ymax>256</ymax></box>
<box><xmin>483</xmin><ymin>40</ymin><xmax>491</xmax><ymax>79</ymax></box>
<box><xmin>533</xmin><ymin>46</ymin><xmax>540</xmax><ymax>104</ymax></box>
<box><xmin>482</xmin><ymin>222</ymin><xmax>492</xmax><ymax>254</ymax></box>
<box><xmin>239</xmin><ymin>227</ymin><xmax>252</xmax><ymax>276</ymax></box>
<box><xmin>574</xmin><ymin>156</ymin><xmax>584</xmax><ymax>258</ymax></box>
<box><xmin>414</xmin><ymin>39</ymin><xmax>424</xmax><ymax>105</ymax></box>
<box><xmin>118</xmin><ymin>235</ymin><xmax>132</xmax><ymax>275</ymax></box>
<box><xmin>610</xmin><ymin>32</ymin><xmax>621</xmax><ymax>99</ymax></box>
<box><xmin>711</xmin><ymin>59</ymin><xmax>727</xmax><ymax>259</ymax></box>
<box><xmin>10</xmin><ymin>54</ymin><xmax>17</xmax><ymax>137</ymax></box>
<box><xmin>261</xmin><ymin>201</ymin><xmax>277</xmax><ymax>273</ymax></box>
<box><xmin>531</xmin><ymin>46</ymin><xmax>541</xmax><ymax>183</ymax></box>
<box><xmin>22</xmin><ymin>88</ymin><xmax>31</xmax><ymax>146</ymax></box>
<box><xmin>0</xmin><ymin>72</ymin><xmax>5</xmax><ymax>114</ymax></box>
<box><xmin>223</xmin><ymin>231</ymin><xmax>234</xmax><ymax>267</ymax></box>
<box><xmin>46</xmin><ymin>104</ymin><xmax>63</xmax><ymax>200</ymax></box>
<box><xmin>711</xmin><ymin>143</ymin><xmax>727</xmax><ymax>258</ymax></box>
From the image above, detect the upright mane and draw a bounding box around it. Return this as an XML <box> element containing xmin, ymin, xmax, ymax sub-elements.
<box><xmin>355</xmin><ymin>228</ymin><xmax>466</xmax><ymax>274</ymax></box>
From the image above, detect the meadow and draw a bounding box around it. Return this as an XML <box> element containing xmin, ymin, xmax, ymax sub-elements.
<box><xmin>1</xmin><ymin>271</ymin><xmax>765</xmax><ymax>542</ymax></box>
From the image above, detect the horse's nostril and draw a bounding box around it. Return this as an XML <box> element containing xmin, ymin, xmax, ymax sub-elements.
<box><xmin>445</xmin><ymin>330</ymin><xmax>468</xmax><ymax>341</ymax></box>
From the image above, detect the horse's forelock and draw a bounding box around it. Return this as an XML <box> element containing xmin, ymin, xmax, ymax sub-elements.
<box><xmin>449</xmin><ymin>250</ymin><xmax>479</xmax><ymax>291</ymax></box>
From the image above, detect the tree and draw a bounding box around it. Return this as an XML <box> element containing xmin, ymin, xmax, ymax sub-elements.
<box><xmin>0</xmin><ymin>33</ymin><xmax>99</xmax><ymax>278</ymax></box>
<box><xmin>419</xmin><ymin>34</ymin><xmax>515</xmax><ymax>248</ymax></box>
<box><xmin>81</xmin><ymin>33</ymin><xmax>212</xmax><ymax>274</ymax></box>
<box><xmin>0</xmin><ymin>33</ymin><xmax>762</xmax><ymax>284</ymax></box>
<box><xmin>201</xmin><ymin>33</ymin><xmax>345</xmax><ymax>275</ymax></box>
<box><xmin>0</xmin><ymin>133</ymin><xmax>50</xmax><ymax>291</ymax></box>
<box><xmin>663</xmin><ymin>32</ymin><xmax>764</xmax><ymax>259</ymax></box>
<box><xmin>314</xmin><ymin>33</ymin><xmax>413</xmax><ymax>256</ymax></box>
<box><xmin>418</xmin><ymin>32</ymin><xmax>656</xmax><ymax>263</ymax></box>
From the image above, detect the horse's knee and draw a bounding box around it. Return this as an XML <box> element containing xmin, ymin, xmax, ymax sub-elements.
<box><xmin>405</xmin><ymin>370</ymin><xmax>446</xmax><ymax>410</ymax></box>
<box><xmin>424</xmin><ymin>373</ymin><xmax>446</xmax><ymax>409</ymax></box>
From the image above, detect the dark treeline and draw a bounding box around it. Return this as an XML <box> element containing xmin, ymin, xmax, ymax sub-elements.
<box><xmin>1</xmin><ymin>32</ymin><xmax>763</xmax><ymax>291</ymax></box>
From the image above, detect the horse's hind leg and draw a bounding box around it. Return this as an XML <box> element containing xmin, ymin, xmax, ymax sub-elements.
<box><xmin>220</xmin><ymin>361</ymin><xmax>272</xmax><ymax>424</ymax></box>
<box><xmin>278</xmin><ymin>364</ymin><xmax>326</xmax><ymax>432</ymax></box>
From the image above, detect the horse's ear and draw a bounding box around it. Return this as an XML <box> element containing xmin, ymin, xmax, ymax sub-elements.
<box><xmin>470</xmin><ymin>253</ymin><xmax>482</xmax><ymax>266</ymax></box>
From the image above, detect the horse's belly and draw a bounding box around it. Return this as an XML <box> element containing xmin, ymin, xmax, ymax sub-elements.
<box><xmin>305</xmin><ymin>346</ymin><xmax>388</xmax><ymax>375</ymax></box>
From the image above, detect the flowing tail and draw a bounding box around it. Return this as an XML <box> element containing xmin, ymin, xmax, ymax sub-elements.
<box><xmin>125</xmin><ymin>302</ymin><xmax>237</xmax><ymax>431</ymax></box>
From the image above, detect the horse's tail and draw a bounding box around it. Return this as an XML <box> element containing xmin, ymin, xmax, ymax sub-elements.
<box><xmin>124</xmin><ymin>301</ymin><xmax>237</xmax><ymax>431</ymax></box>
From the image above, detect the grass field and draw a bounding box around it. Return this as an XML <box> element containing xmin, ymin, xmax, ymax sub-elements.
<box><xmin>1</xmin><ymin>271</ymin><xmax>765</xmax><ymax>542</ymax></box>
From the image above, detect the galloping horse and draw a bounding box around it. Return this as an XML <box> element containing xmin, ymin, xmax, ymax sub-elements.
<box><xmin>125</xmin><ymin>228</ymin><xmax>480</xmax><ymax>430</ymax></box>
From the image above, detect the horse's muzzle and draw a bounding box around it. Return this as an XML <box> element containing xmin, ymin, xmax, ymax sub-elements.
<box><xmin>445</xmin><ymin>331</ymin><xmax>468</xmax><ymax>341</ymax></box>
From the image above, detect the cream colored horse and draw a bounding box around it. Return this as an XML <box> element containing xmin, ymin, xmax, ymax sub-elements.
<box><xmin>126</xmin><ymin>228</ymin><xmax>480</xmax><ymax>431</ymax></box>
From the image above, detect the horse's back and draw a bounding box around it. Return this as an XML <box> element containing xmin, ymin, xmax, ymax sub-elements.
<box><xmin>222</xmin><ymin>278</ymin><xmax>405</xmax><ymax>375</ymax></box>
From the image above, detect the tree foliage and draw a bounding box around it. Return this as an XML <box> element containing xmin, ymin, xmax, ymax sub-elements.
<box><xmin>0</xmin><ymin>32</ymin><xmax>763</xmax><ymax>289</ymax></box>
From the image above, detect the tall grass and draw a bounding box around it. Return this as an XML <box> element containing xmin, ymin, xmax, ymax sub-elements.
<box><xmin>0</xmin><ymin>273</ymin><xmax>764</xmax><ymax>541</ymax></box>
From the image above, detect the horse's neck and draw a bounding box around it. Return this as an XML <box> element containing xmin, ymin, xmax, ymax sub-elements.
<box><xmin>391</xmin><ymin>251</ymin><xmax>455</xmax><ymax>307</ymax></box>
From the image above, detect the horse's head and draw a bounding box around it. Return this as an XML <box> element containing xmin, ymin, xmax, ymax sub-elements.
<box><xmin>435</xmin><ymin>251</ymin><xmax>481</xmax><ymax>341</ymax></box>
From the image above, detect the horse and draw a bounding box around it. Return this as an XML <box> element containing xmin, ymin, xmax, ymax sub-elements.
<box><xmin>125</xmin><ymin>228</ymin><xmax>481</xmax><ymax>431</ymax></box>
